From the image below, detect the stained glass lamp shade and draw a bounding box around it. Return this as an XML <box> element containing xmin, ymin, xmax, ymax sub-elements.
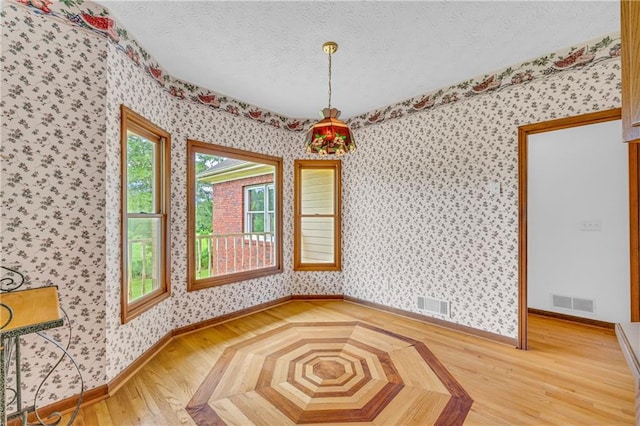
<box><xmin>304</xmin><ymin>108</ymin><xmax>356</xmax><ymax>156</ymax></box>
<box><xmin>304</xmin><ymin>41</ymin><xmax>356</xmax><ymax>156</ymax></box>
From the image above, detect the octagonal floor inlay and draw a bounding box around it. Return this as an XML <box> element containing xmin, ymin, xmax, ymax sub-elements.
<box><xmin>186</xmin><ymin>321</ymin><xmax>472</xmax><ymax>425</ymax></box>
<box><xmin>314</xmin><ymin>360</ymin><xmax>345</xmax><ymax>380</ymax></box>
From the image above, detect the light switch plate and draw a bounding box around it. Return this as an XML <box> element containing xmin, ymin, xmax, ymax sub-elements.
<box><xmin>579</xmin><ymin>219</ymin><xmax>602</xmax><ymax>232</ymax></box>
<box><xmin>488</xmin><ymin>180</ymin><xmax>501</xmax><ymax>195</ymax></box>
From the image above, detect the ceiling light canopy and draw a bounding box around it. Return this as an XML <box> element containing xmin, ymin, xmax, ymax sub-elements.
<box><xmin>304</xmin><ymin>42</ymin><xmax>356</xmax><ymax>156</ymax></box>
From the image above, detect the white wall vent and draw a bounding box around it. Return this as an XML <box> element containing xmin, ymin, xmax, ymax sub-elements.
<box><xmin>417</xmin><ymin>296</ymin><xmax>450</xmax><ymax>317</ymax></box>
<box><xmin>552</xmin><ymin>294</ymin><xmax>572</xmax><ymax>310</ymax></box>
<box><xmin>572</xmin><ymin>297</ymin><xmax>595</xmax><ymax>313</ymax></box>
<box><xmin>551</xmin><ymin>294</ymin><xmax>595</xmax><ymax>314</ymax></box>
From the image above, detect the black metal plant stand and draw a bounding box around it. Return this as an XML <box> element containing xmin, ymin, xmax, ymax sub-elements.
<box><xmin>0</xmin><ymin>266</ymin><xmax>84</xmax><ymax>426</ymax></box>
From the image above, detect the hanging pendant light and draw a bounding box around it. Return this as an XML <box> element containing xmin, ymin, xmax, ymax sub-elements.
<box><xmin>304</xmin><ymin>41</ymin><xmax>356</xmax><ymax>156</ymax></box>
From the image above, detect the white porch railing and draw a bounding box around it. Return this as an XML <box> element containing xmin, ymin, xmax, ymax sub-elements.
<box><xmin>127</xmin><ymin>233</ymin><xmax>276</xmax><ymax>291</ymax></box>
<box><xmin>195</xmin><ymin>232</ymin><xmax>275</xmax><ymax>278</ymax></box>
<box><xmin>127</xmin><ymin>237</ymin><xmax>156</xmax><ymax>300</ymax></box>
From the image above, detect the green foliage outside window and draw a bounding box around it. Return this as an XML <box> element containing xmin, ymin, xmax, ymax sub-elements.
<box><xmin>195</xmin><ymin>153</ymin><xmax>220</xmax><ymax>236</ymax></box>
<box><xmin>127</xmin><ymin>133</ymin><xmax>155</xmax><ymax>214</ymax></box>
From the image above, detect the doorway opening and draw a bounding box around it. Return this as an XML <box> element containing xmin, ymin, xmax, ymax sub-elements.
<box><xmin>517</xmin><ymin>108</ymin><xmax>638</xmax><ymax>349</ymax></box>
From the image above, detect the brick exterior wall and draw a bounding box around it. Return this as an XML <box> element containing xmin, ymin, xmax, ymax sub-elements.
<box><xmin>197</xmin><ymin>173</ymin><xmax>274</xmax><ymax>276</ymax></box>
<box><xmin>212</xmin><ymin>173</ymin><xmax>274</xmax><ymax>234</ymax></box>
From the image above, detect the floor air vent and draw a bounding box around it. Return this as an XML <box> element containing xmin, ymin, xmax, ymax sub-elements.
<box><xmin>417</xmin><ymin>296</ymin><xmax>450</xmax><ymax>317</ymax></box>
<box><xmin>551</xmin><ymin>294</ymin><xmax>595</xmax><ymax>314</ymax></box>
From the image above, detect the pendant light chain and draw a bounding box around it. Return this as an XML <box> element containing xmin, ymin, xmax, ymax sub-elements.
<box><xmin>304</xmin><ymin>40</ymin><xmax>355</xmax><ymax>156</ymax></box>
<box><xmin>328</xmin><ymin>49</ymin><xmax>332</xmax><ymax>109</ymax></box>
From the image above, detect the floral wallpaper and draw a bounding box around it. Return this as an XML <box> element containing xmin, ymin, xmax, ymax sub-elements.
<box><xmin>4</xmin><ymin>1</ymin><xmax>621</xmax><ymax>134</ymax></box>
<box><xmin>103</xmin><ymin>44</ymin><xmax>176</xmax><ymax>380</ymax></box>
<box><xmin>169</xmin><ymin>98</ymin><xmax>345</xmax><ymax>332</ymax></box>
<box><xmin>104</xmin><ymin>16</ymin><xmax>344</xmax><ymax>377</ymax></box>
<box><xmin>104</xmin><ymin>39</ymin><xmax>344</xmax><ymax>376</ymax></box>
<box><xmin>0</xmin><ymin>0</ymin><xmax>624</xmax><ymax>413</ymax></box>
<box><xmin>1</xmin><ymin>2</ymin><xmax>345</xmax><ymax>407</ymax></box>
<box><xmin>5</xmin><ymin>0</ymin><xmax>314</xmax><ymax>133</ymax></box>
<box><xmin>346</xmin><ymin>34</ymin><xmax>621</xmax><ymax>130</ymax></box>
<box><xmin>1</xmin><ymin>2</ymin><xmax>107</xmax><ymax>407</ymax></box>
<box><xmin>342</xmin><ymin>58</ymin><xmax>621</xmax><ymax>338</ymax></box>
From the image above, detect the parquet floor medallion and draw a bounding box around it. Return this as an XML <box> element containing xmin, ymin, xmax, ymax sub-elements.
<box><xmin>186</xmin><ymin>321</ymin><xmax>472</xmax><ymax>425</ymax></box>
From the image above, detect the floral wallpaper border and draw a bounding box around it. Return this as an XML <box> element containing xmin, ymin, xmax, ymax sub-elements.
<box><xmin>9</xmin><ymin>0</ymin><xmax>315</xmax><ymax>132</ymax></box>
<box><xmin>10</xmin><ymin>0</ymin><xmax>621</xmax><ymax>135</ymax></box>
<box><xmin>347</xmin><ymin>34</ymin><xmax>621</xmax><ymax>130</ymax></box>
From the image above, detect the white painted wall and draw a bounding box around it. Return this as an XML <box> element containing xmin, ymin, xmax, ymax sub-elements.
<box><xmin>527</xmin><ymin>120</ymin><xmax>629</xmax><ymax>323</ymax></box>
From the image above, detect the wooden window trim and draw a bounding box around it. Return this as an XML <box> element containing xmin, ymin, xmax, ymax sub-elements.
<box><xmin>186</xmin><ymin>140</ymin><xmax>283</xmax><ymax>291</ymax></box>
<box><xmin>120</xmin><ymin>105</ymin><xmax>171</xmax><ymax>324</ymax></box>
<box><xmin>293</xmin><ymin>159</ymin><xmax>342</xmax><ymax>271</ymax></box>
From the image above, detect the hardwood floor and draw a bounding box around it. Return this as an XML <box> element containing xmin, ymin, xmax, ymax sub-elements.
<box><xmin>62</xmin><ymin>301</ymin><xmax>635</xmax><ymax>425</ymax></box>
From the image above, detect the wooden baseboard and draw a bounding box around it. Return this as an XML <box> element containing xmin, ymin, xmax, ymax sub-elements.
<box><xmin>528</xmin><ymin>307</ymin><xmax>615</xmax><ymax>329</ymax></box>
<box><xmin>107</xmin><ymin>331</ymin><xmax>173</xmax><ymax>395</ymax></box>
<box><xmin>16</xmin><ymin>296</ymin><xmax>297</xmax><ymax>421</ymax></box>
<box><xmin>7</xmin><ymin>385</ymin><xmax>109</xmax><ymax>426</ymax></box>
<box><xmin>291</xmin><ymin>294</ymin><xmax>344</xmax><ymax>300</ymax></box>
<box><xmin>344</xmin><ymin>295</ymin><xmax>517</xmax><ymax>346</ymax></box>
<box><xmin>24</xmin><ymin>294</ymin><xmax>514</xmax><ymax>418</ymax></box>
<box><xmin>106</xmin><ymin>295</ymin><xmax>342</xmax><ymax>393</ymax></box>
<box><xmin>170</xmin><ymin>295</ymin><xmax>343</xmax><ymax>338</ymax></box>
<box><xmin>172</xmin><ymin>295</ymin><xmax>293</xmax><ymax>337</ymax></box>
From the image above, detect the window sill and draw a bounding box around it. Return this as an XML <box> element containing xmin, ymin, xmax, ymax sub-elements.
<box><xmin>187</xmin><ymin>266</ymin><xmax>283</xmax><ymax>291</ymax></box>
<box><xmin>121</xmin><ymin>289</ymin><xmax>171</xmax><ymax>324</ymax></box>
<box><xmin>293</xmin><ymin>264</ymin><xmax>342</xmax><ymax>272</ymax></box>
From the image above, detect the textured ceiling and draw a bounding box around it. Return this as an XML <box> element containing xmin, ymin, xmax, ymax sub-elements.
<box><xmin>99</xmin><ymin>1</ymin><xmax>619</xmax><ymax>119</ymax></box>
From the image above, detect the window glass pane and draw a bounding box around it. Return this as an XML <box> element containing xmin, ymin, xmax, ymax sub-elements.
<box><xmin>248</xmin><ymin>212</ymin><xmax>265</xmax><ymax>232</ymax></box>
<box><xmin>300</xmin><ymin>217</ymin><xmax>334</xmax><ymax>263</ymax></box>
<box><xmin>127</xmin><ymin>131</ymin><xmax>156</xmax><ymax>213</ymax></box>
<box><xmin>268</xmin><ymin>185</ymin><xmax>275</xmax><ymax>212</ymax></box>
<box><xmin>301</xmin><ymin>169</ymin><xmax>334</xmax><ymax>215</ymax></box>
<box><xmin>190</xmin><ymin>151</ymin><xmax>279</xmax><ymax>282</ymax></box>
<box><xmin>248</xmin><ymin>187</ymin><xmax>265</xmax><ymax>212</ymax></box>
<box><xmin>127</xmin><ymin>217</ymin><xmax>162</xmax><ymax>302</ymax></box>
<box><xmin>194</xmin><ymin>153</ymin><xmax>218</xmax><ymax>236</ymax></box>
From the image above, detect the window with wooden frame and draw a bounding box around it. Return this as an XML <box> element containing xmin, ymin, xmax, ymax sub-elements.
<box><xmin>120</xmin><ymin>105</ymin><xmax>171</xmax><ymax>324</ymax></box>
<box><xmin>186</xmin><ymin>140</ymin><xmax>283</xmax><ymax>291</ymax></box>
<box><xmin>294</xmin><ymin>160</ymin><xmax>342</xmax><ymax>271</ymax></box>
